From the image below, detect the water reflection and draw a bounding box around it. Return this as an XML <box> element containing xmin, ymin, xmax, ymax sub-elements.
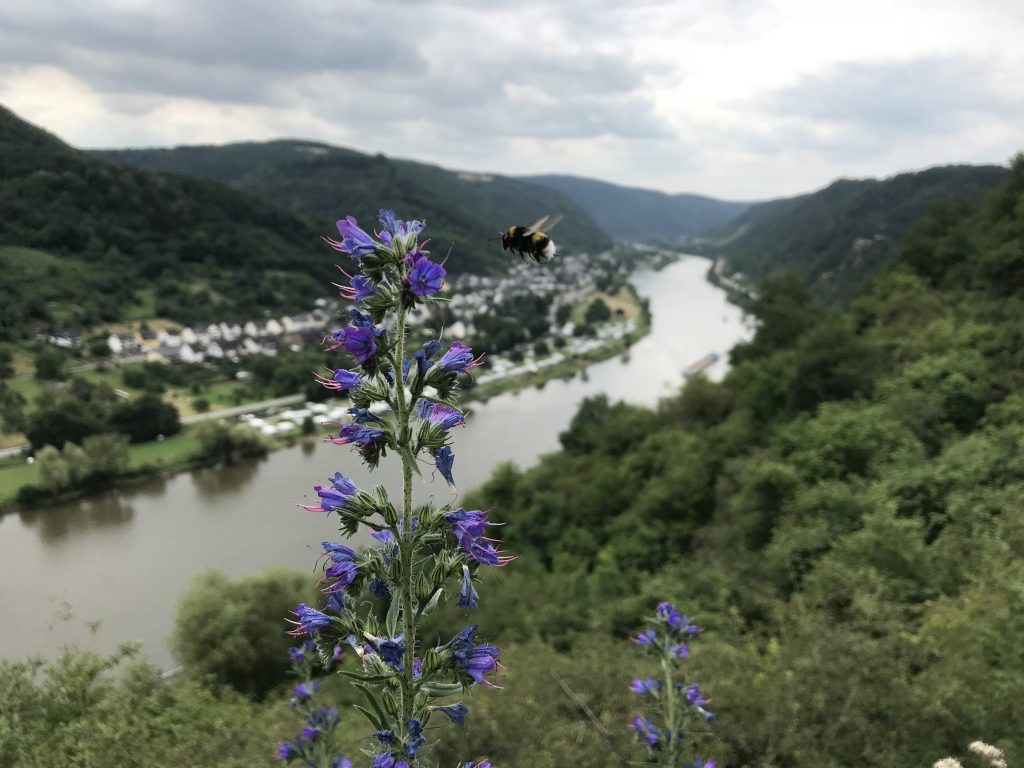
<box><xmin>191</xmin><ymin>461</ymin><xmax>262</xmax><ymax>498</ymax></box>
<box><xmin>17</xmin><ymin>493</ymin><xmax>136</xmax><ymax>544</ymax></box>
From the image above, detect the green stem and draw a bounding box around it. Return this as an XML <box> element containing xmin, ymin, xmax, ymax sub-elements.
<box><xmin>662</xmin><ymin>650</ymin><xmax>677</xmax><ymax>767</ymax></box>
<box><xmin>393</xmin><ymin>299</ymin><xmax>417</xmax><ymax>743</ymax></box>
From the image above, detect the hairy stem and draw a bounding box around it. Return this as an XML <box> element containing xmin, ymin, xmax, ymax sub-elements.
<box><xmin>393</xmin><ymin>298</ymin><xmax>416</xmax><ymax>742</ymax></box>
<box><xmin>662</xmin><ymin>651</ymin><xmax>677</xmax><ymax>766</ymax></box>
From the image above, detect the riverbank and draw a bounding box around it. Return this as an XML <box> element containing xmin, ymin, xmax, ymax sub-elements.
<box><xmin>0</xmin><ymin>282</ymin><xmax>652</xmax><ymax>512</ymax></box>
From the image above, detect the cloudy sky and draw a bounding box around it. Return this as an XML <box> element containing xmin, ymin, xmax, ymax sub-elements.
<box><xmin>1</xmin><ymin>0</ymin><xmax>1021</xmax><ymax>199</ymax></box>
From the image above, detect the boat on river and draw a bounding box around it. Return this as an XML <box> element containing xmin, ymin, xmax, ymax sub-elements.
<box><xmin>683</xmin><ymin>352</ymin><xmax>720</xmax><ymax>378</ymax></box>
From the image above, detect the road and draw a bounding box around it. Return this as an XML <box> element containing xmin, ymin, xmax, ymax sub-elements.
<box><xmin>0</xmin><ymin>393</ymin><xmax>310</xmax><ymax>459</ymax></box>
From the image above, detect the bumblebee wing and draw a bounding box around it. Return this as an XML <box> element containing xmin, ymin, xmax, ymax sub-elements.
<box><xmin>523</xmin><ymin>213</ymin><xmax>562</xmax><ymax>235</ymax></box>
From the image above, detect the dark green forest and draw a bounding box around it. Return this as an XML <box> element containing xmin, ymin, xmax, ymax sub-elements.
<box><xmin>3</xmin><ymin>155</ymin><xmax>1023</xmax><ymax>766</ymax></box>
<box><xmin>711</xmin><ymin>163</ymin><xmax>1008</xmax><ymax>301</ymax></box>
<box><xmin>92</xmin><ymin>141</ymin><xmax>612</xmax><ymax>271</ymax></box>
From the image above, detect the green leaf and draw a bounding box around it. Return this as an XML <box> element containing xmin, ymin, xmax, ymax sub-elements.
<box><xmin>353</xmin><ymin>682</ymin><xmax>391</xmax><ymax>729</ymax></box>
<box><xmin>352</xmin><ymin>704</ymin><xmax>386</xmax><ymax>731</ymax></box>
<box><xmin>385</xmin><ymin>590</ymin><xmax>402</xmax><ymax>637</ymax></box>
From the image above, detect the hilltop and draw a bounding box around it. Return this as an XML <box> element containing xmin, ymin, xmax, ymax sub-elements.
<box><xmin>523</xmin><ymin>173</ymin><xmax>752</xmax><ymax>242</ymax></box>
<box><xmin>709</xmin><ymin>163</ymin><xmax>1008</xmax><ymax>300</ymax></box>
<box><xmin>93</xmin><ymin>141</ymin><xmax>613</xmax><ymax>270</ymax></box>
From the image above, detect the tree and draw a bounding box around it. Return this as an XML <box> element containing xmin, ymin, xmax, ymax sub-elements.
<box><xmin>33</xmin><ymin>348</ymin><xmax>68</xmax><ymax>380</ymax></box>
<box><xmin>25</xmin><ymin>401</ymin><xmax>110</xmax><ymax>450</ymax></box>
<box><xmin>36</xmin><ymin>445</ymin><xmax>70</xmax><ymax>491</ymax></box>
<box><xmin>82</xmin><ymin>433</ymin><xmax>130</xmax><ymax>478</ymax></box>
<box><xmin>110</xmin><ymin>394</ymin><xmax>180</xmax><ymax>443</ymax></box>
<box><xmin>193</xmin><ymin>420</ymin><xmax>270</xmax><ymax>464</ymax></box>
<box><xmin>171</xmin><ymin>568</ymin><xmax>313</xmax><ymax>698</ymax></box>
<box><xmin>555</xmin><ymin>303</ymin><xmax>573</xmax><ymax>325</ymax></box>
<box><xmin>584</xmin><ymin>297</ymin><xmax>612</xmax><ymax>325</ymax></box>
<box><xmin>0</xmin><ymin>381</ymin><xmax>27</xmax><ymax>434</ymax></box>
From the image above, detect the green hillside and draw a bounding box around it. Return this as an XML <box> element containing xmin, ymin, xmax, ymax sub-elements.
<box><xmin>93</xmin><ymin>142</ymin><xmax>613</xmax><ymax>267</ymax></box>
<box><xmin>0</xmin><ymin>105</ymin><xmax>325</xmax><ymax>339</ymax></box>
<box><xmin>524</xmin><ymin>173</ymin><xmax>752</xmax><ymax>241</ymax></box>
<box><xmin>710</xmin><ymin>163</ymin><xmax>1008</xmax><ymax>300</ymax></box>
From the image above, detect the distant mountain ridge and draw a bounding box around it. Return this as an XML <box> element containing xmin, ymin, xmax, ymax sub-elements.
<box><xmin>522</xmin><ymin>174</ymin><xmax>752</xmax><ymax>241</ymax></box>
<box><xmin>709</xmin><ymin>164</ymin><xmax>1009</xmax><ymax>300</ymax></box>
<box><xmin>93</xmin><ymin>142</ymin><xmax>613</xmax><ymax>268</ymax></box>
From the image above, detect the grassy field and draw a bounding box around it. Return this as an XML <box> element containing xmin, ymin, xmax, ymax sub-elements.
<box><xmin>0</xmin><ymin>429</ymin><xmax>203</xmax><ymax>507</ymax></box>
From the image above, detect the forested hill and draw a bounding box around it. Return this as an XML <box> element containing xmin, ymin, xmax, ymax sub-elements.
<box><xmin>523</xmin><ymin>173</ymin><xmax>752</xmax><ymax>241</ymax></box>
<box><xmin>454</xmin><ymin>155</ymin><xmax>1024</xmax><ymax>766</ymax></box>
<box><xmin>710</xmin><ymin>163</ymin><xmax>1008</xmax><ymax>300</ymax></box>
<box><xmin>0</xmin><ymin>105</ymin><xmax>326</xmax><ymax>338</ymax></box>
<box><xmin>93</xmin><ymin>142</ymin><xmax>613</xmax><ymax>267</ymax></box>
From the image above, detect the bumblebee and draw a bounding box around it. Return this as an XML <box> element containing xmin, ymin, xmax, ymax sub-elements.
<box><xmin>500</xmin><ymin>214</ymin><xmax>563</xmax><ymax>263</ymax></box>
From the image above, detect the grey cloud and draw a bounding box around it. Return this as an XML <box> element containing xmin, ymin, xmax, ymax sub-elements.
<box><xmin>771</xmin><ymin>57</ymin><xmax>1015</xmax><ymax>136</ymax></box>
<box><xmin>0</xmin><ymin>0</ymin><xmax>669</xmax><ymax>141</ymax></box>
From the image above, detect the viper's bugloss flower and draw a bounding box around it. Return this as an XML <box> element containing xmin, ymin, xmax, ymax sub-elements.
<box><xmin>301</xmin><ymin>472</ymin><xmax>358</xmax><ymax>513</ymax></box>
<box><xmin>431</xmin><ymin>702</ymin><xmax>469</xmax><ymax>725</ymax></box>
<box><xmin>371</xmin><ymin>753</ymin><xmax>410</xmax><ymax>768</ymax></box>
<box><xmin>288</xmin><ymin>604</ymin><xmax>333</xmax><ymax>636</ymax></box>
<box><xmin>412</xmin><ymin>657</ymin><xmax>423</xmax><ymax>678</ymax></box>
<box><xmin>371</xmin><ymin>635</ymin><xmax>406</xmax><ymax>670</ymax></box>
<box><xmin>301</xmin><ymin>726</ymin><xmax>322</xmax><ymax>742</ymax></box>
<box><xmin>378</xmin><ymin>208</ymin><xmax>424</xmax><ymax>249</ymax></box>
<box><xmin>325</xmin><ymin>216</ymin><xmax>377</xmax><ymax>258</ymax></box>
<box><xmin>447</xmin><ymin>625</ymin><xmax>478</xmax><ymax>650</ymax></box>
<box><xmin>434</xmin><ymin>445</ymin><xmax>456</xmax><ymax>486</ymax></box>
<box><xmin>629</xmin><ymin>715</ymin><xmax>661</xmax><ymax>748</ymax></box>
<box><xmin>464</xmin><ymin>762</ymin><xmax>492</xmax><ymax>768</ymax></box>
<box><xmin>374</xmin><ymin>730</ymin><xmax>396</xmax><ymax>744</ymax></box>
<box><xmin>293</xmin><ymin>681</ymin><xmax>320</xmax><ymax>701</ymax></box>
<box><xmin>288</xmin><ymin>640</ymin><xmax>316</xmax><ymax>664</ymax></box>
<box><xmin>314</xmin><ymin>367</ymin><xmax>362</xmax><ymax>391</ymax></box>
<box><xmin>321</xmin><ymin>541</ymin><xmax>359</xmax><ymax>592</ymax></box>
<box><xmin>426</xmin><ymin>403</ymin><xmax>465</xmax><ymax>429</ymax></box>
<box><xmin>415</xmin><ymin>398</ymin><xmax>433</xmax><ymax>420</ymax></box>
<box><xmin>414</xmin><ymin>339</ymin><xmax>442</xmax><ymax>376</ymax></box>
<box><xmin>327</xmin><ymin>591</ymin><xmax>346</xmax><ymax>614</ymax></box>
<box><xmin>327</xmin><ymin>326</ymin><xmax>377</xmax><ymax>363</ymax></box>
<box><xmin>690</xmin><ymin>761</ymin><xmax>717</xmax><ymax>768</ymax></box>
<box><xmin>656</xmin><ymin>601</ymin><xmax>683</xmax><ymax>630</ymax></box>
<box><xmin>685</xmin><ymin>684</ymin><xmax>709</xmax><ymax>708</ymax></box>
<box><xmin>369</xmin><ymin>577</ymin><xmax>391</xmax><ymax>598</ymax></box>
<box><xmin>276</xmin><ymin>741</ymin><xmax>297</xmax><ymax>761</ymax></box>
<box><xmin>333</xmin><ymin>265</ymin><xmax>378</xmax><ymax>301</ymax></box>
<box><xmin>630</xmin><ymin>677</ymin><xmax>662</xmax><ymax>695</ymax></box>
<box><xmin>444</xmin><ymin>508</ymin><xmax>512</xmax><ymax>566</ymax></box>
<box><xmin>453</xmin><ymin>640</ymin><xmax>501</xmax><ymax>686</ymax></box>
<box><xmin>669</xmin><ymin>642</ymin><xmax>690</xmax><ymax>659</ymax></box>
<box><xmin>404</xmin><ymin>717</ymin><xmax>426</xmax><ymax>757</ymax></box>
<box><xmin>438</xmin><ymin>341</ymin><xmax>484</xmax><ymax>374</ymax></box>
<box><xmin>330</xmin><ymin>758</ymin><xmax>353</xmax><ymax>768</ymax></box>
<box><xmin>407</xmin><ymin>251</ymin><xmax>446</xmax><ymax>297</ymax></box>
<box><xmin>459</xmin><ymin>564</ymin><xmax>479</xmax><ymax>610</ymax></box>
<box><xmin>633</xmin><ymin>628</ymin><xmax>657</xmax><ymax>646</ymax></box>
<box><xmin>348</xmin><ymin>407</ymin><xmax>383</xmax><ymax>425</ymax></box>
<box><xmin>328</xmin><ymin>424</ymin><xmax>385</xmax><ymax>448</ymax></box>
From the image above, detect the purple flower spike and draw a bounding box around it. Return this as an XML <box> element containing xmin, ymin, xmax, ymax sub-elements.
<box><xmin>629</xmin><ymin>677</ymin><xmax>662</xmax><ymax>695</ymax></box>
<box><xmin>629</xmin><ymin>715</ymin><xmax>661</xmax><ymax>748</ymax></box>
<box><xmin>407</xmin><ymin>252</ymin><xmax>446</xmax><ymax>297</ymax></box>
<box><xmin>327</xmin><ymin>424</ymin><xmax>384</xmax><ymax>448</ymax></box>
<box><xmin>633</xmin><ymin>628</ymin><xmax>657</xmax><ymax>646</ymax></box>
<box><xmin>438</xmin><ymin>341</ymin><xmax>484</xmax><ymax>374</ymax></box>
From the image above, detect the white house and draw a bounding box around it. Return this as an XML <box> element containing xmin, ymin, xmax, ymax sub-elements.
<box><xmin>179</xmin><ymin>344</ymin><xmax>203</xmax><ymax>364</ymax></box>
<box><xmin>107</xmin><ymin>333</ymin><xmax>124</xmax><ymax>355</ymax></box>
<box><xmin>244</xmin><ymin>321</ymin><xmax>260</xmax><ymax>338</ymax></box>
<box><xmin>264</xmin><ymin>318</ymin><xmax>284</xmax><ymax>336</ymax></box>
<box><xmin>205</xmin><ymin>341</ymin><xmax>225</xmax><ymax>359</ymax></box>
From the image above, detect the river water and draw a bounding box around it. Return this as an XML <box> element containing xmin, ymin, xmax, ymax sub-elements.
<box><xmin>0</xmin><ymin>256</ymin><xmax>750</xmax><ymax>667</ymax></box>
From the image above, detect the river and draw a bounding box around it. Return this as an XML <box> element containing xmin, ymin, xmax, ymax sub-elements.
<box><xmin>0</xmin><ymin>256</ymin><xmax>751</xmax><ymax>667</ymax></box>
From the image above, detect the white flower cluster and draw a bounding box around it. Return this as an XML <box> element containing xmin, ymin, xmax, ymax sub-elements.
<box><xmin>969</xmin><ymin>741</ymin><xmax>1008</xmax><ymax>768</ymax></box>
<box><xmin>933</xmin><ymin>758</ymin><xmax>963</xmax><ymax>768</ymax></box>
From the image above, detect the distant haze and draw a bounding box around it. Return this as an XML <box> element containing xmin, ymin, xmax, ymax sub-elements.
<box><xmin>0</xmin><ymin>1</ymin><xmax>1022</xmax><ymax>198</ymax></box>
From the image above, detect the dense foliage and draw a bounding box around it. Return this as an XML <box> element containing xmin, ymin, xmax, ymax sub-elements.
<box><xmin>0</xmin><ymin>107</ymin><xmax>327</xmax><ymax>339</ymax></box>
<box><xmin>710</xmin><ymin>163</ymin><xmax>1008</xmax><ymax>301</ymax></box>
<box><xmin>92</xmin><ymin>141</ymin><xmax>613</xmax><ymax>273</ymax></box>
